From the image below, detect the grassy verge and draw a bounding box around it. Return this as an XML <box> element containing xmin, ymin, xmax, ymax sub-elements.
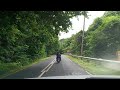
<box><xmin>66</xmin><ymin>55</ymin><xmax>120</xmax><ymax>75</ymax></box>
<box><xmin>0</xmin><ymin>56</ymin><xmax>51</xmax><ymax>79</ymax></box>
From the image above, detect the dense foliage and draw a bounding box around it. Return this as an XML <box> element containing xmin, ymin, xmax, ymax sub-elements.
<box><xmin>60</xmin><ymin>11</ymin><xmax>120</xmax><ymax>60</ymax></box>
<box><xmin>0</xmin><ymin>11</ymin><xmax>86</xmax><ymax>63</ymax></box>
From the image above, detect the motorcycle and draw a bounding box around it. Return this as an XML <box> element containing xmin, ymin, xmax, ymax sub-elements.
<box><xmin>56</xmin><ymin>57</ymin><xmax>61</xmax><ymax>63</ymax></box>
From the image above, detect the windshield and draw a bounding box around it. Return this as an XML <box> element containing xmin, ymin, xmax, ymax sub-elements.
<box><xmin>1</xmin><ymin>11</ymin><xmax>120</xmax><ymax>79</ymax></box>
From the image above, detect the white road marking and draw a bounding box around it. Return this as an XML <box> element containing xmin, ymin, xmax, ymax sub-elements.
<box><xmin>41</xmin><ymin>59</ymin><xmax>55</xmax><ymax>72</ymax></box>
<box><xmin>39</xmin><ymin>59</ymin><xmax>56</xmax><ymax>77</ymax></box>
<box><xmin>45</xmin><ymin>63</ymin><xmax>54</xmax><ymax>72</ymax></box>
<box><xmin>39</xmin><ymin>70</ymin><xmax>46</xmax><ymax>77</ymax></box>
<box><xmin>66</xmin><ymin>57</ymin><xmax>74</xmax><ymax>63</ymax></box>
<box><xmin>65</xmin><ymin>55</ymin><xmax>92</xmax><ymax>75</ymax></box>
<box><xmin>72</xmin><ymin>72</ymin><xmax>81</xmax><ymax>75</ymax></box>
<box><xmin>85</xmin><ymin>71</ymin><xmax>92</xmax><ymax>75</ymax></box>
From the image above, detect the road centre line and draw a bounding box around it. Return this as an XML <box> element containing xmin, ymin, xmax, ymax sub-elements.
<box><xmin>39</xmin><ymin>59</ymin><xmax>55</xmax><ymax>77</ymax></box>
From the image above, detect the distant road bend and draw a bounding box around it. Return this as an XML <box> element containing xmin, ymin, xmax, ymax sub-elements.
<box><xmin>4</xmin><ymin>55</ymin><xmax>89</xmax><ymax>79</ymax></box>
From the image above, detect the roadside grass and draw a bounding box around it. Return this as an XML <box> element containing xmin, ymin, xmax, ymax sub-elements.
<box><xmin>0</xmin><ymin>56</ymin><xmax>51</xmax><ymax>79</ymax></box>
<box><xmin>66</xmin><ymin>55</ymin><xmax>120</xmax><ymax>75</ymax></box>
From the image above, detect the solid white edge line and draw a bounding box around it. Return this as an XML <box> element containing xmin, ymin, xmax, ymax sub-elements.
<box><xmin>66</xmin><ymin>55</ymin><xmax>92</xmax><ymax>75</ymax></box>
<box><xmin>85</xmin><ymin>70</ymin><xmax>92</xmax><ymax>75</ymax></box>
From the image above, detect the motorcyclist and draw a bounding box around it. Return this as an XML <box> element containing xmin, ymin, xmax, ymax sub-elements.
<box><xmin>56</xmin><ymin>52</ymin><xmax>61</xmax><ymax>61</ymax></box>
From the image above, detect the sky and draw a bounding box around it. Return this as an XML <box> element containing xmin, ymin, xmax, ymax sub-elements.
<box><xmin>58</xmin><ymin>11</ymin><xmax>105</xmax><ymax>40</ymax></box>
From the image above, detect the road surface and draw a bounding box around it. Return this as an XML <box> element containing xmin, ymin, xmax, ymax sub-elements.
<box><xmin>4</xmin><ymin>55</ymin><xmax>89</xmax><ymax>79</ymax></box>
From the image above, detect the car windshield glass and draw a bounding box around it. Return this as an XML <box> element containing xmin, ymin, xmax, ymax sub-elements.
<box><xmin>1</xmin><ymin>11</ymin><xmax>120</xmax><ymax>79</ymax></box>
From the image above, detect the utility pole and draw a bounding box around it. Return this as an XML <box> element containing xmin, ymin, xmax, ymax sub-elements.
<box><xmin>81</xmin><ymin>11</ymin><xmax>85</xmax><ymax>56</ymax></box>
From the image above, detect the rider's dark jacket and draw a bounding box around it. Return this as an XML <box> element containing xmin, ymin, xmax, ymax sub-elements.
<box><xmin>56</xmin><ymin>52</ymin><xmax>61</xmax><ymax>58</ymax></box>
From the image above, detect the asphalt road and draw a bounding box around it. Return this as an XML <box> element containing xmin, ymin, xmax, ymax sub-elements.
<box><xmin>4</xmin><ymin>55</ymin><xmax>89</xmax><ymax>79</ymax></box>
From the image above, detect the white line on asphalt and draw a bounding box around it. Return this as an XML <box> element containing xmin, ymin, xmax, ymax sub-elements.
<box><xmin>66</xmin><ymin>55</ymin><xmax>92</xmax><ymax>75</ymax></box>
<box><xmin>41</xmin><ymin>63</ymin><xmax>52</xmax><ymax>72</ymax></box>
<box><xmin>45</xmin><ymin>63</ymin><xmax>54</xmax><ymax>72</ymax></box>
<box><xmin>39</xmin><ymin>59</ymin><xmax>56</xmax><ymax>77</ymax></box>
<box><xmin>85</xmin><ymin>71</ymin><xmax>92</xmax><ymax>75</ymax></box>
<box><xmin>41</xmin><ymin>59</ymin><xmax>55</xmax><ymax>72</ymax></box>
<box><xmin>67</xmin><ymin>57</ymin><xmax>74</xmax><ymax>63</ymax></box>
<box><xmin>39</xmin><ymin>70</ymin><xmax>46</xmax><ymax>77</ymax></box>
<box><xmin>46</xmin><ymin>60</ymin><xmax>56</xmax><ymax>72</ymax></box>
